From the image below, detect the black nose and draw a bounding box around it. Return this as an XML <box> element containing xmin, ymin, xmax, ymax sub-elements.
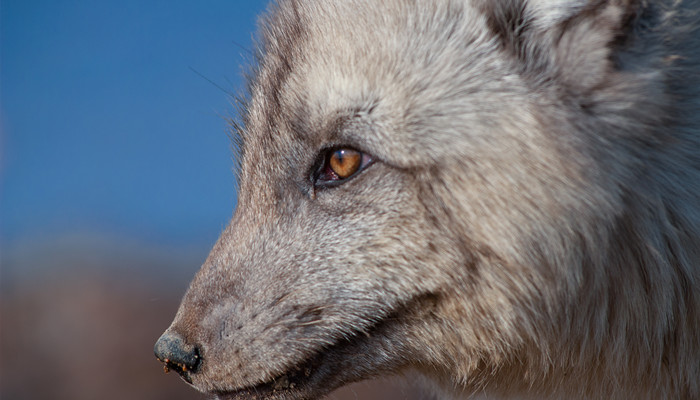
<box><xmin>154</xmin><ymin>331</ymin><xmax>201</xmax><ymax>377</ymax></box>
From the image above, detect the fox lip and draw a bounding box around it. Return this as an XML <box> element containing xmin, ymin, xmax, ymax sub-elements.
<box><xmin>208</xmin><ymin>294</ymin><xmax>434</xmax><ymax>399</ymax></box>
<box><xmin>213</xmin><ymin>365</ymin><xmax>318</xmax><ymax>400</ymax></box>
<box><xmin>205</xmin><ymin>325</ymin><xmax>353</xmax><ymax>399</ymax></box>
<box><xmin>211</xmin><ymin>346</ymin><xmax>342</xmax><ymax>400</ymax></box>
<box><xmin>209</xmin><ymin>308</ymin><xmax>404</xmax><ymax>400</ymax></box>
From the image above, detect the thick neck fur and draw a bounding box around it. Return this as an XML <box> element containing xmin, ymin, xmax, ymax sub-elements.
<box><xmin>423</xmin><ymin>169</ymin><xmax>700</xmax><ymax>399</ymax></box>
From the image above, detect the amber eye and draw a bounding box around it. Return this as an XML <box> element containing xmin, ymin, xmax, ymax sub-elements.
<box><xmin>314</xmin><ymin>147</ymin><xmax>373</xmax><ymax>187</ymax></box>
<box><xmin>329</xmin><ymin>149</ymin><xmax>362</xmax><ymax>179</ymax></box>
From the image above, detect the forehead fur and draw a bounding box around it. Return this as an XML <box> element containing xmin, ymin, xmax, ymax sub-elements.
<box><xmin>240</xmin><ymin>0</ymin><xmax>525</xmax><ymax>168</ymax></box>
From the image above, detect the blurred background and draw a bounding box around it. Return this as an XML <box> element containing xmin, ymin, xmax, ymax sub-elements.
<box><xmin>0</xmin><ymin>1</ymin><xmax>427</xmax><ymax>399</ymax></box>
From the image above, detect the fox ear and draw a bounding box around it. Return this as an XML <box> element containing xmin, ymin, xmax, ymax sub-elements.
<box><xmin>481</xmin><ymin>0</ymin><xmax>642</xmax><ymax>92</ymax></box>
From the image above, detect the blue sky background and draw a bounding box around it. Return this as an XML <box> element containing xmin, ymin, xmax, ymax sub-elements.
<box><xmin>1</xmin><ymin>1</ymin><xmax>268</xmax><ymax>252</ymax></box>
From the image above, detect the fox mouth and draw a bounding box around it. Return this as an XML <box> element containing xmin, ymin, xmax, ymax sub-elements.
<box><xmin>211</xmin><ymin>335</ymin><xmax>365</xmax><ymax>400</ymax></box>
<box><xmin>211</xmin><ymin>310</ymin><xmax>407</xmax><ymax>399</ymax></box>
<box><xmin>213</xmin><ymin>356</ymin><xmax>326</xmax><ymax>400</ymax></box>
<box><xmin>207</xmin><ymin>294</ymin><xmax>435</xmax><ymax>399</ymax></box>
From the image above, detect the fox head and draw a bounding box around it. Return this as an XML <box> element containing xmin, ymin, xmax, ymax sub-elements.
<box><xmin>155</xmin><ymin>1</ymin><xmax>699</xmax><ymax>399</ymax></box>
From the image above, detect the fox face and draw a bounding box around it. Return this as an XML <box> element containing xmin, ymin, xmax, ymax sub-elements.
<box><xmin>159</xmin><ymin>78</ymin><xmax>479</xmax><ymax>399</ymax></box>
<box><xmin>155</xmin><ymin>1</ymin><xmax>700</xmax><ymax>399</ymax></box>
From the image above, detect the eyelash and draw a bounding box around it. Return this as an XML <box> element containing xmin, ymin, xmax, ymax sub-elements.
<box><xmin>312</xmin><ymin>147</ymin><xmax>374</xmax><ymax>188</ymax></box>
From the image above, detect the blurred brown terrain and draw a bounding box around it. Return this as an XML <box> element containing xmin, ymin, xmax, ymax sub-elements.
<box><xmin>0</xmin><ymin>234</ymin><xmax>431</xmax><ymax>400</ymax></box>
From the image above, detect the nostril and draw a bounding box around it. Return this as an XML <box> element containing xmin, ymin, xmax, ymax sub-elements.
<box><xmin>154</xmin><ymin>331</ymin><xmax>201</xmax><ymax>376</ymax></box>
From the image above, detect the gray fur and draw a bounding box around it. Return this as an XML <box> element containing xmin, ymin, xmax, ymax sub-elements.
<box><xmin>158</xmin><ymin>0</ymin><xmax>700</xmax><ymax>398</ymax></box>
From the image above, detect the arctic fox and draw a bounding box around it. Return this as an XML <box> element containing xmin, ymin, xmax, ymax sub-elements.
<box><xmin>155</xmin><ymin>0</ymin><xmax>700</xmax><ymax>399</ymax></box>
